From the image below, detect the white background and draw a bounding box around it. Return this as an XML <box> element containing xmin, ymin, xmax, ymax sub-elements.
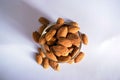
<box><xmin>0</xmin><ymin>0</ymin><xmax>120</xmax><ymax>80</ymax></box>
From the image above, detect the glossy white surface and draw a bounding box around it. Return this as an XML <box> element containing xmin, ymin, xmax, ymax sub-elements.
<box><xmin>0</xmin><ymin>0</ymin><xmax>120</xmax><ymax>80</ymax></box>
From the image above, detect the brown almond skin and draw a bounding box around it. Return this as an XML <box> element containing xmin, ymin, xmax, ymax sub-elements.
<box><xmin>57</xmin><ymin>56</ymin><xmax>71</xmax><ymax>63</ymax></box>
<box><xmin>67</xmin><ymin>33</ymin><xmax>81</xmax><ymax>47</ymax></box>
<box><xmin>45</xmin><ymin>29</ymin><xmax>56</xmax><ymax>41</ymax></box>
<box><xmin>81</xmin><ymin>33</ymin><xmax>88</xmax><ymax>45</ymax></box>
<box><xmin>52</xmin><ymin>45</ymin><xmax>68</xmax><ymax>56</ymax></box>
<box><xmin>45</xmin><ymin>51</ymin><xmax>58</xmax><ymax>61</ymax></box>
<box><xmin>58</xmin><ymin>38</ymin><xmax>72</xmax><ymax>47</ymax></box>
<box><xmin>67</xmin><ymin>33</ymin><xmax>78</xmax><ymax>40</ymax></box>
<box><xmin>70</xmin><ymin>47</ymin><xmax>79</xmax><ymax>58</ymax></box>
<box><xmin>68</xmin><ymin>26</ymin><xmax>80</xmax><ymax>33</ymax></box>
<box><xmin>70</xmin><ymin>22</ymin><xmax>79</xmax><ymax>27</ymax></box>
<box><xmin>56</xmin><ymin>18</ymin><xmax>64</xmax><ymax>26</ymax></box>
<box><xmin>57</xmin><ymin>26</ymin><xmax>68</xmax><ymax>38</ymax></box>
<box><xmin>38</xmin><ymin>48</ymin><xmax>46</xmax><ymax>58</ymax></box>
<box><xmin>74</xmin><ymin>52</ymin><xmax>85</xmax><ymax>63</ymax></box>
<box><xmin>39</xmin><ymin>17</ymin><xmax>49</xmax><ymax>26</ymax></box>
<box><xmin>39</xmin><ymin>34</ymin><xmax>46</xmax><ymax>45</ymax></box>
<box><xmin>33</xmin><ymin>31</ymin><xmax>40</xmax><ymax>43</ymax></box>
<box><xmin>42</xmin><ymin>58</ymin><xmax>49</xmax><ymax>69</ymax></box>
<box><xmin>36</xmin><ymin>54</ymin><xmax>43</xmax><ymax>64</ymax></box>
<box><xmin>52</xmin><ymin>45</ymin><xmax>68</xmax><ymax>52</ymax></box>
<box><xmin>49</xmin><ymin>60</ymin><xmax>60</xmax><ymax>71</ymax></box>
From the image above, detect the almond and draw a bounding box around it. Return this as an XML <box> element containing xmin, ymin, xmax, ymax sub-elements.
<box><xmin>57</xmin><ymin>26</ymin><xmax>68</xmax><ymax>38</ymax></box>
<box><xmin>58</xmin><ymin>38</ymin><xmax>72</xmax><ymax>47</ymax></box>
<box><xmin>33</xmin><ymin>31</ymin><xmax>40</xmax><ymax>43</ymax></box>
<box><xmin>68</xmin><ymin>26</ymin><xmax>79</xmax><ymax>33</ymax></box>
<box><xmin>81</xmin><ymin>33</ymin><xmax>88</xmax><ymax>45</ymax></box>
<box><xmin>45</xmin><ymin>51</ymin><xmax>57</xmax><ymax>61</ymax></box>
<box><xmin>52</xmin><ymin>45</ymin><xmax>68</xmax><ymax>56</ymax></box>
<box><xmin>42</xmin><ymin>57</ymin><xmax>49</xmax><ymax>69</ymax></box>
<box><xmin>45</xmin><ymin>29</ymin><xmax>56</xmax><ymax>41</ymax></box>
<box><xmin>74</xmin><ymin>52</ymin><xmax>85</xmax><ymax>63</ymax></box>
<box><xmin>57</xmin><ymin>56</ymin><xmax>71</xmax><ymax>63</ymax></box>
<box><xmin>56</xmin><ymin>18</ymin><xmax>64</xmax><ymax>26</ymax></box>
<box><xmin>49</xmin><ymin>60</ymin><xmax>60</xmax><ymax>71</ymax></box>
<box><xmin>67</xmin><ymin>33</ymin><xmax>81</xmax><ymax>47</ymax></box>
<box><xmin>39</xmin><ymin>17</ymin><xmax>49</xmax><ymax>26</ymax></box>
<box><xmin>36</xmin><ymin>54</ymin><xmax>43</xmax><ymax>64</ymax></box>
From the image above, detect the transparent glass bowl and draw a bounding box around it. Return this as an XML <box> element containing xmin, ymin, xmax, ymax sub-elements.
<box><xmin>40</xmin><ymin>23</ymin><xmax>82</xmax><ymax>62</ymax></box>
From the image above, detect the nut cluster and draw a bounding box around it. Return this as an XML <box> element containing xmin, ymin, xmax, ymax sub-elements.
<box><xmin>33</xmin><ymin>17</ymin><xmax>88</xmax><ymax>71</ymax></box>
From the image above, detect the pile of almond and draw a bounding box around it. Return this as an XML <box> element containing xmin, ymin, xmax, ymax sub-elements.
<box><xmin>33</xmin><ymin>17</ymin><xmax>88</xmax><ymax>71</ymax></box>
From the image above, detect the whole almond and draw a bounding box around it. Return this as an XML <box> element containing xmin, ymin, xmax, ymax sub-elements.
<box><xmin>56</xmin><ymin>18</ymin><xmax>64</xmax><ymax>26</ymax></box>
<box><xmin>68</xmin><ymin>26</ymin><xmax>80</xmax><ymax>33</ymax></box>
<box><xmin>67</xmin><ymin>33</ymin><xmax>81</xmax><ymax>47</ymax></box>
<box><xmin>57</xmin><ymin>56</ymin><xmax>71</xmax><ymax>63</ymax></box>
<box><xmin>39</xmin><ymin>17</ymin><xmax>49</xmax><ymax>26</ymax></box>
<box><xmin>45</xmin><ymin>51</ymin><xmax>58</xmax><ymax>61</ymax></box>
<box><xmin>58</xmin><ymin>38</ymin><xmax>72</xmax><ymax>47</ymax></box>
<box><xmin>45</xmin><ymin>29</ymin><xmax>56</xmax><ymax>41</ymax></box>
<box><xmin>42</xmin><ymin>58</ymin><xmax>49</xmax><ymax>69</ymax></box>
<box><xmin>81</xmin><ymin>33</ymin><xmax>88</xmax><ymax>45</ymax></box>
<box><xmin>33</xmin><ymin>31</ymin><xmax>40</xmax><ymax>43</ymax></box>
<box><xmin>74</xmin><ymin>52</ymin><xmax>85</xmax><ymax>63</ymax></box>
<box><xmin>52</xmin><ymin>45</ymin><xmax>68</xmax><ymax>56</ymax></box>
<box><xmin>49</xmin><ymin>60</ymin><xmax>60</xmax><ymax>71</ymax></box>
<box><xmin>36</xmin><ymin>54</ymin><xmax>43</xmax><ymax>64</ymax></box>
<box><xmin>57</xmin><ymin>26</ymin><xmax>68</xmax><ymax>38</ymax></box>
